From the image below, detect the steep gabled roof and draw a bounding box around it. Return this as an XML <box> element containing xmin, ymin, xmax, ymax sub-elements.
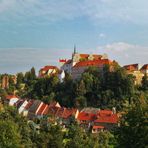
<box><xmin>36</xmin><ymin>103</ymin><xmax>47</xmax><ymax>115</ymax></box>
<box><xmin>77</xmin><ymin>112</ymin><xmax>96</xmax><ymax>121</ymax></box>
<box><xmin>15</xmin><ymin>99</ymin><xmax>25</xmax><ymax>109</ymax></box>
<box><xmin>6</xmin><ymin>95</ymin><xmax>18</xmax><ymax>100</ymax></box>
<box><xmin>94</xmin><ymin>114</ymin><xmax>118</xmax><ymax>124</ymax></box>
<box><xmin>95</xmin><ymin>110</ymin><xmax>118</xmax><ymax>124</ymax></box>
<box><xmin>40</xmin><ymin>65</ymin><xmax>59</xmax><ymax>71</ymax></box>
<box><xmin>24</xmin><ymin>100</ymin><xmax>34</xmax><ymax>110</ymax></box>
<box><xmin>140</xmin><ymin>64</ymin><xmax>148</xmax><ymax>70</ymax></box>
<box><xmin>123</xmin><ymin>64</ymin><xmax>139</xmax><ymax>71</ymax></box>
<box><xmin>28</xmin><ymin>100</ymin><xmax>42</xmax><ymax>113</ymax></box>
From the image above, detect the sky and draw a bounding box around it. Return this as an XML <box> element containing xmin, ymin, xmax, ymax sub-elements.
<box><xmin>0</xmin><ymin>0</ymin><xmax>148</xmax><ymax>74</ymax></box>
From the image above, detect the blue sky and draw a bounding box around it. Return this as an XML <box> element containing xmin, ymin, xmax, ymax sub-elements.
<box><xmin>0</xmin><ymin>0</ymin><xmax>148</xmax><ymax>74</ymax></box>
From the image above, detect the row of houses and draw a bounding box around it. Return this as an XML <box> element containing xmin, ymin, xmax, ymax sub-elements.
<box><xmin>4</xmin><ymin>95</ymin><xmax>120</xmax><ymax>133</ymax></box>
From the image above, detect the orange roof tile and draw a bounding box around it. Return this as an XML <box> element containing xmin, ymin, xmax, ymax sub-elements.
<box><xmin>140</xmin><ymin>64</ymin><xmax>148</xmax><ymax>70</ymax></box>
<box><xmin>73</xmin><ymin>59</ymin><xmax>111</xmax><ymax>68</ymax></box>
<box><xmin>6</xmin><ymin>95</ymin><xmax>18</xmax><ymax>100</ymax></box>
<box><xmin>92</xmin><ymin>125</ymin><xmax>104</xmax><ymax>129</ymax></box>
<box><xmin>77</xmin><ymin>112</ymin><xmax>97</xmax><ymax>121</ymax></box>
<box><xmin>24</xmin><ymin>100</ymin><xmax>34</xmax><ymax>110</ymax></box>
<box><xmin>124</xmin><ymin>64</ymin><xmax>139</xmax><ymax>71</ymax></box>
<box><xmin>36</xmin><ymin>103</ymin><xmax>47</xmax><ymax>115</ymax></box>
<box><xmin>41</xmin><ymin>66</ymin><xmax>58</xmax><ymax>71</ymax></box>
<box><xmin>95</xmin><ymin>114</ymin><xmax>118</xmax><ymax>124</ymax></box>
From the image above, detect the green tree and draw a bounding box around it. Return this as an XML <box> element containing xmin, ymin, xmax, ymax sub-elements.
<box><xmin>0</xmin><ymin>120</ymin><xmax>22</xmax><ymax>148</ymax></box>
<box><xmin>141</xmin><ymin>74</ymin><xmax>148</xmax><ymax>91</ymax></box>
<box><xmin>117</xmin><ymin>102</ymin><xmax>148</xmax><ymax>148</ymax></box>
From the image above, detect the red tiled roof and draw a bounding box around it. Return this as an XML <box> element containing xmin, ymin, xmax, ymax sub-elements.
<box><xmin>92</xmin><ymin>125</ymin><xmax>104</xmax><ymax>129</ymax></box>
<box><xmin>124</xmin><ymin>64</ymin><xmax>139</xmax><ymax>71</ymax></box>
<box><xmin>98</xmin><ymin>110</ymin><xmax>113</xmax><ymax>117</ymax></box>
<box><xmin>95</xmin><ymin>114</ymin><xmax>118</xmax><ymax>124</ymax></box>
<box><xmin>43</xmin><ymin>105</ymin><xmax>50</xmax><ymax>115</ymax></box>
<box><xmin>62</xmin><ymin>108</ymin><xmax>76</xmax><ymax>119</ymax></box>
<box><xmin>73</xmin><ymin>59</ymin><xmax>111</xmax><ymax>68</ymax></box>
<box><xmin>56</xmin><ymin>107</ymin><xmax>64</xmax><ymax>117</ymax></box>
<box><xmin>140</xmin><ymin>64</ymin><xmax>148</xmax><ymax>70</ymax></box>
<box><xmin>24</xmin><ymin>100</ymin><xmax>34</xmax><ymax>110</ymax></box>
<box><xmin>77</xmin><ymin>112</ymin><xmax>96</xmax><ymax>121</ymax></box>
<box><xmin>36</xmin><ymin>103</ymin><xmax>47</xmax><ymax>115</ymax></box>
<box><xmin>40</xmin><ymin>66</ymin><xmax>59</xmax><ymax>71</ymax></box>
<box><xmin>48</xmin><ymin>106</ymin><xmax>60</xmax><ymax>115</ymax></box>
<box><xmin>6</xmin><ymin>95</ymin><xmax>18</xmax><ymax>100</ymax></box>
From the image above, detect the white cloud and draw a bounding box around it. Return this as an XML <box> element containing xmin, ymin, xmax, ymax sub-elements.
<box><xmin>0</xmin><ymin>0</ymin><xmax>148</xmax><ymax>24</ymax></box>
<box><xmin>96</xmin><ymin>42</ymin><xmax>148</xmax><ymax>65</ymax></box>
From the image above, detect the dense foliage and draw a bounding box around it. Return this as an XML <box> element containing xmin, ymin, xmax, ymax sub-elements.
<box><xmin>0</xmin><ymin>65</ymin><xmax>148</xmax><ymax>147</ymax></box>
<box><xmin>0</xmin><ymin>106</ymin><xmax>117</xmax><ymax>148</ymax></box>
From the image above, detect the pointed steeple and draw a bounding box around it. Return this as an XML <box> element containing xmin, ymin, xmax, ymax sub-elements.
<box><xmin>74</xmin><ymin>44</ymin><xmax>76</xmax><ymax>54</ymax></box>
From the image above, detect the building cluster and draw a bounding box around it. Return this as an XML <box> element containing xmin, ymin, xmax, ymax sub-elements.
<box><xmin>123</xmin><ymin>64</ymin><xmax>148</xmax><ymax>85</ymax></box>
<box><xmin>4</xmin><ymin>95</ymin><xmax>120</xmax><ymax>133</ymax></box>
<box><xmin>39</xmin><ymin>49</ymin><xmax>148</xmax><ymax>85</ymax></box>
<box><xmin>39</xmin><ymin>49</ymin><xmax>116</xmax><ymax>80</ymax></box>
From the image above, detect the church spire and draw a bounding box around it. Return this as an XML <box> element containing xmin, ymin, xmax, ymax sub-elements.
<box><xmin>74</xmin><ymin>44</ymin><xmax>76</xmax><ymax>54</ymax></box>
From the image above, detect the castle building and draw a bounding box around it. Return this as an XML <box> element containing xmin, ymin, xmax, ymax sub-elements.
<box><xmin>59</xmin><ymin>47</ymin><xmax>111</xmax><ymax>79</ymax></box>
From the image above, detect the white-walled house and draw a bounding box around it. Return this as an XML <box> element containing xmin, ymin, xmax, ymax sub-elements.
<box><xmin>18</xmin><ymin>100</ymin><xmax>28</xmax><ymax>114</ymax></box>
<box><xmin>5</xmin><ymin>95</ymin><xmax>19</xmax><ymax>106</ymax></box>
<box><xmin>58</xmin><ymin>70</ymin><xmax>65</xmax><ymax>82</ymax></box>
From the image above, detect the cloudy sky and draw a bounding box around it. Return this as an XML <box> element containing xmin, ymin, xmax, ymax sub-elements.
<box><xmin>0</xmin><ymin>0</ymin><xmax>148</xmax><ymax>74</ymax></box>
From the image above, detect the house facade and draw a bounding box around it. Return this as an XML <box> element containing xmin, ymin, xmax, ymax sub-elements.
<box><xmin>5</xmin><ymin>95</ymin><xmax>19</xmax><ymax>106</ymax></box>
<box><xmin>39</xmin><ymin>66</ymin><xmax>59</xmax><ymax>78</ymax></box>
<box><xmin>123</xmin><ymin>64</ymin><xmax>144</xmax><ymax>85</ymax></box>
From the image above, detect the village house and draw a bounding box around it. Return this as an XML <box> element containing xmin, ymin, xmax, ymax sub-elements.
<box><xmin>123</xmin><ymin>64</ymin><xmax>144</xmax><ymax>85</ymax></box>
<box><xmin>22</xmin><ymin>100</ymin><xmax>35</xmax><ymax>117</ymax></box>
<box><xmin>140</xmin><ymin>64</ymin><xmax>148</xmax><ymax>76</ymax></box>
<box><xmin>39</xmin><ymin>65</ymin><xmax>59</xmax><ymax>78</ymax></box>
<box><xmin>27</xmin><ymin>100</ymin><xmax>44</xmax><ymax>119</ymax></box>
<box><xmin>17</xmin><ymin>100</ymin><xmax>28</xmax><ymax>114</ymax></box>
<box><xmin>76</xmin><ymin>107</ymin><xmax>119</xmax><ymax>133</ymax></box>
<box><xmin>92</xmin><ymin>109</ymin><xmax>119</xmax><ymax>133</ymax></box>
<box><xmin>4</xmin><ymin>95</ymin><xmax>19</xmax><ymax>106</ymax></box>
<box><xmin>48</xmin><ymin>105</ymin><xmax>79</xmax><ymax>126</ymax></box>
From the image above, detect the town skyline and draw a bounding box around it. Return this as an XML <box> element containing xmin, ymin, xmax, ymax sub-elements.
<box><xmin>0</xmin><ymin>0</ymin><xmax>148</xmax><ymax>74</ymax></box>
